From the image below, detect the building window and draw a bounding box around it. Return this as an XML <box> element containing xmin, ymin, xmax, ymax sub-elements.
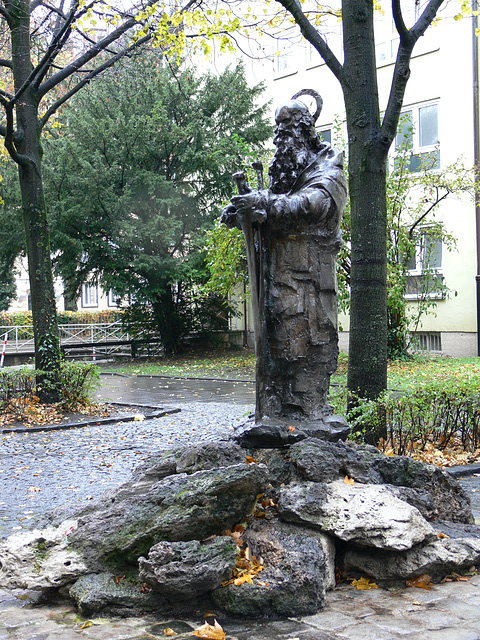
<box><xmin>318</xmin><ymin>128</ymin><xmax>332</xmax><ymax>144</ymax></box>
<box><xmin>405</xmin><ymin>228</ymin><xmax>444</xmax><ymax>299</ymax></box>
<box><xmin>394</xmin><ymin>103</ymin><xmax>439</xmax><ymax>172</ymax></box>
<box><xmin>413</xmin><ymin>332</ymin><xmax>442</xmax><ymax>352</ymax></box>
<box><xmin>375</xmin><ymin>16</ymin><xmax>399</xmax><ymax>66</ymax></box>
<box><xmin>107</xmin><ymin>289</ymin><xmax>120</xmax><ymax>308</ymax></box>
<box><xmin>274</xmin><ymin>36</ymin><xmax>298</xmax><ymax>78</ymax></box>
<box><xmin>81</xmin><ymin>284</ymin><xmax>98</xmax><ymax>308</ymax></box>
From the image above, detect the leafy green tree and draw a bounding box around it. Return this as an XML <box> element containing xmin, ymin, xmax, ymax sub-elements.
<box><xmin>0</xmin><ymin>156</ymin><xmax>23</xmax><ymax>311</ymax></box>
<box><xmin>0</xmin><ymin>0</ymin><xmax>216</xmax><ymax>395</ymax></box>
<box><xmin>338</xmin><ymin>145</ymin><xmax>472</xmax><ymax>360</ymax></box>
<box><xmin>44</xmin><ymin>57</ymin><xmax>271</xmax><ymax>354</ymax></box>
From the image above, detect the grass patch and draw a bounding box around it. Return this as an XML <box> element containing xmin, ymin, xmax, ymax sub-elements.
<box><xmin>101</xmin><ymin>349</ymin><xmax>480</xmax><ymax>391</ymax></box>
<box><xmin>102</xmin><ymin>348</ymin><xmax>257</xmax><ymax>380</ymax></box>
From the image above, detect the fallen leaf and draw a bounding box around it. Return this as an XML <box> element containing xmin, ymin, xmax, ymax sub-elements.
<box><xmin>193</xmin><ymin>619</ymin><xmax>226</xmax><ymax>639</ymax></box>
<box><xmin>163</xmin><ymin>628</ymin><xmax>178</xmax><ymax>636</ymax></box>
<box><xmin>437</xmin><ymin>533</ymin><xmax>449</xmax><ymax>539</ymax></box>
<box><xmin>79</xmin><ymin>621</ymin><xmax>93</xmax><ymax>629</ymax></box>
<box><xmin>288</xmin><ymin>426</ymin><xmax>295</xmax><ymax>432</ymax></box>
<box><xmin>246</xmin><ymin>456</ymin><xmax>256</xmax><ymax>464</ymax></box>
<box><xmin>406</xmin><ymin>574</ymin><xmax>433</xmax><ymax>590</ymax></box>
<box><xmin>344</xmin><ymin>476</ymin><xmax>355</xmax><ymax>485</ymax></box>
<box><xmin>412</xmin><ymin>600</ymin><xmax>423</xmax><ymax>606</ymax></box>
<box><xmin>351</xmin><ymin>577</ymin><xmax>378</xmax><ymax>590</ymax></box>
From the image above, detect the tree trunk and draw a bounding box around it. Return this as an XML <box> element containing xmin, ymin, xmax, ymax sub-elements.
<box><xmin>152</xmin><ymin>288</ymin><xmax>183</xmax><ymax>356</ymax></box>
<box><xmin>342</xmin><ymin>0</ymin><xmax>388</xmax><ymax>439</ymax></box>
<box><xmin>342</xmin><ymin>0</ymin><xmax>388</xmax><ymax>399</ymax></box>
<box><xmin>11</xmin><ymin>2</ymin><xmax>62</xmax><ymax>397</ymax></box>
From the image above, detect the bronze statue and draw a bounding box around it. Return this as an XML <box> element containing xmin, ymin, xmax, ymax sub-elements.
<box><xmin>222</xmin><ymin>90</ymin><xmax>347</xmax><ymax>433</ymax></box>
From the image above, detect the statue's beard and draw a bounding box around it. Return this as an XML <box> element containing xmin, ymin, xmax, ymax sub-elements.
<box><xmin>268</xmin><ymin>141</ymin><xmax>311</xmax><ymax>194</ymax></box>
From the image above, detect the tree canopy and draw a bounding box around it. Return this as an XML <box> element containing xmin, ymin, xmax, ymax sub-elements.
<box><xmin>43</xmin><ymin>56</ymin><xmax>271</xmax><ymax>354</ymax></box>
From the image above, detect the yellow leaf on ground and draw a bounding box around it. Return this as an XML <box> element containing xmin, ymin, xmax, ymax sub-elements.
<box><xmin>163</xmin><ymin>628</ymin><xmax>178</xmax><ymax>636</ymax></box>
<box><xmin>193</xmin><ymin>619</ymin><xmax>226</xmax><ymax>639</ymax></box>
<box><xmin>79</xmin><ymin>621</ymin><xmax>93</xmax><ymax>629</ymax></box>
<box><xmin>406</xmin><ymin>574</ymin><xmax>433</xmax><ymax>589</ymax></box>
<box><xmin>344</xmin><ymin>476</ymin><xmax>355</xmax><ymax>485</ymax></box>
<box><xmin>234</xmin><ymin>573</ymin><xmax>253</xmax><ymax>585</ymax></box>
<box><xmin>351</xmin><ymin>577</ymin><xmax>378</xmax><ymax>590</ymax></box>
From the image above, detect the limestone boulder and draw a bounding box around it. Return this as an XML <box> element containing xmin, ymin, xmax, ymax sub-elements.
<box><xmin>0</xmin><ymin>520</ymin><xmax>88</xmax><ymax>589</ymax></box>
<box><xmin>278</xmin><ymin>480</ymin><xmax>435</xmax><ymax>550</ymax></box>
<box><xmin>69</xmin><ymin>572</ymin><xmax>166</xmax><ymax>617</ymax></box>
<box><xmin>213</xmin><ymin>518</ymin><xmax>334</xmax><ymax>618</ymax></box>
<box><xmin>288</xmin><ymin>438</ymin><xmax>473</xmax><ymax>523</ymax></box>
<box><xmin>344</xmin><ymin>521</ymin><xmax>480</xmax><ymax>584</ymax></box>
<box><xmin>69</xmin><ymin>462</ymin><xmax>268</xmax><ymax>568</ymax></box>
<box><xmin>34</xmin><ymin>441</ymin><xmax>248</xmax><ymax>529</ymax></box>
<box><xmin>138</xmin><ymin>537</ymin><xmax>237</xmax><ymax>600</ymax></box>
<box><xmin>234</xmin><ymin>414</ymin><xmax>350</xmax><ymax>449</ymax></box>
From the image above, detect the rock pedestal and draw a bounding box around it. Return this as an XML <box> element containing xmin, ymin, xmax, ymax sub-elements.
<box><xmin>1</xmin><ymin>438</ymin><xmax>479</xmax><ymax>619</ymax></box>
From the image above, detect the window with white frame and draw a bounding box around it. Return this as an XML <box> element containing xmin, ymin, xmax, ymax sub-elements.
<box><xmin>318</xmin><ymin>127</ymin><xmax>332</xmax><ymax>144</ymax></box>
<box><xmin>107</xmin><ymin>289</ymin><xmax>120</xmax><ymax>308</ymax></box>
<box><xmin>81</xmin><ymin>284</ymin><xmax>98</xmax><ymax>308</ymax></box>
<box><xmin>375</xmin><ymin>1</ymin><xmax>437</xmax><ymax>66</ymax></box>
<box><xmin>405</xmin><ymin>228</ymin><xmax>444</xmax><ymax>299</ymax></box>
<box><xmin>274</xmin><ymin>35</ymin><xmax>298</xmax><ymax>77</ymax></box>
<box><xmin>394</xmin><ymin>103</ymin><xmax>440</xmax><ymax>173</ymax></box>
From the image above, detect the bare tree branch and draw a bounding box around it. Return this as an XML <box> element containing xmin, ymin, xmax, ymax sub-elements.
<box><xmin>410</xmin><ymin>0</ymin><xmax>446</xmax><ymax>41</ymax></box>
<box><xmin>0</xmin><ymin>95</ymin><xmax>30</xmax><ymax>167</ymax></box>
<box><xmin>0</xmin><ymin>2</ymin><xmax>12</xmax><ymax>25</ymax></box>
<box><xmin>0</xmin><ymin>58</ymin><xmax>12</xmax><ymax>68</ymax></box>
<box><xmin>39</xmin><ymin>33</ymin><xmax>152</xmax><ymax>128</ymax></box>
<box><xmin>381</xmin><ymin>0</ymin><xmax>446</xmax><ymax>149</ymax></box>
<box><xmin>39</xmin><ymin>0</ymin><xmax>198</xmax><ymax>97</ymax></box>
<box><xmin>391</xmin><ymin>0</ymin><xmax>409</xmax><ymax>40</ymax></box>
<box><xmin>274</xmin><ymin>0</ymin><xmax>344</xmax><ymax>83</ymax></box>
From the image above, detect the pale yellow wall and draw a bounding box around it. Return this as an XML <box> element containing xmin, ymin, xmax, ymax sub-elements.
<box><xmin>260</xmin><ymin>11</ymin><xmax>479</xmax><ymax>343</ymax></box>
<box><xmin>8</xmin><ymin>257</ymin><xmax>118</xmax><ymax>314</ymax></box>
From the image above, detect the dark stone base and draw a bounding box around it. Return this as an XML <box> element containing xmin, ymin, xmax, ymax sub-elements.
<box><xmin>233</xmin><ymin>412</ymin><xmax>350</xmax><ymax>449</ymax></box>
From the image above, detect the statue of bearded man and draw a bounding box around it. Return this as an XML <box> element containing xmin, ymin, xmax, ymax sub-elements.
<box><xmin>222</xmin><ymin>91</ymin><xmax>347</xmax><ymax>425</ymax></box>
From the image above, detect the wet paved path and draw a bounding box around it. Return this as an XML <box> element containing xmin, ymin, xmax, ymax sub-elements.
<box><xmin>1</xmin><ymin>373</ymin><xmax>480</xmax><ymax>639</ymax></box>
<box><xmin>2</xmin><ymin>574</ymin><xmax>480</xmax><ymax>639</ymax></box>
<box><xmin>97</xmin><ymin>373</ymin><xmax>256</xmax><ymax>405</ymax></box>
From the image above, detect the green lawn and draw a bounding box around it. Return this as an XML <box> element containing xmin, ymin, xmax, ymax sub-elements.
<box><xmin>101</xmin><ymin>348</ymin><xmax>480</xmax><ymax>390</ymax></box>
<box><xmin>101</xmin><ymin>348</ymin><xmax>257</xmax><ymax>380</ymax></box>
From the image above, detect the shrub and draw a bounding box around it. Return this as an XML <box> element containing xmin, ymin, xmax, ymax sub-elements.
<box><xmin>343</xmin><ymin>378</ymin><xmax>480</xmax><ymax>454</ymax></box>
<box><xmin>0</xmin><ymin>310</ymin><xmax>123</xmax><ymax>327</ymax></box>
<box><xmin>0</xmin><ymin>362</ymin><xmax>100</xmax><ymax>411</ymax></box>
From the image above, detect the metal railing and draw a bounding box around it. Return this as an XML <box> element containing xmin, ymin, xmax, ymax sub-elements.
<box><xmin>0</xmin><ymin>320</ymin><xmax>142</xmax><ymax>353</ymax></box>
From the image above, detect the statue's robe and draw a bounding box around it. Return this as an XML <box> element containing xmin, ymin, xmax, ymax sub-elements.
<box><xmin>256</xmin><ymin>145</ymin><xmax>348</xmax><ymax>421</ymax></box>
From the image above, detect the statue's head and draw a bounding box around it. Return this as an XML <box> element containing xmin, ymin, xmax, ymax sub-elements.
<box><xmin>274</xmin><ymin>99</ymin><xmax>312</xmax><ymax>128</ymax></box>
<box><xmin>273</xmin><ymin>90</ymin><xmax>323</xmax><ymax>151</ymax></box>
<box><xmin>269</xmin><ymin>90</ymin><xmax>325</xmax><ymax>193</ymax></box>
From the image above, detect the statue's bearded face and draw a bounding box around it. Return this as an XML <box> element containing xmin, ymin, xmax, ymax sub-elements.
<box><xmin>268</xmin><ymin>122</ymin><xmax>313</xmax><ymax>194</ymax></box>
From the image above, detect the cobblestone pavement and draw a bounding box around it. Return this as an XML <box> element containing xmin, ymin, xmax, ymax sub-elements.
<box><xmin>0</xmin><ymin>401</ymin><xmax>250</xmax><ymax>537</ymax></box>
<box><xmin>1</xmin><ymin>375</ymin><xmax>480</xmax><ymax>639</ymax></box>
<box><xmin>2</xmin><ymin>576</ymin><xmax>480</xmax><ymax>639</ymax></box>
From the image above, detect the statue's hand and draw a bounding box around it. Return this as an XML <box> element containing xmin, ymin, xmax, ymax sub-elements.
<box><xmin>221</xmin><ymin>203</ymin><xmax>240</xmax><ymax>229</ymax></box>
<box><xmin>230</xmin><ymin>192</ymin><xmax>267</xmax><ymax>224</ymax></box>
